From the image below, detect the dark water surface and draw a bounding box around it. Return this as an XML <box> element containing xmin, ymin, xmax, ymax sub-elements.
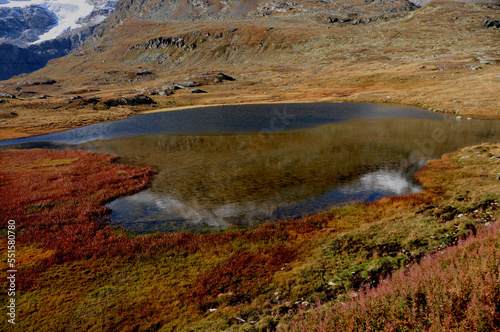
<box><xmin>2</xmin><ymin>103</ymin><xmax>499</xmax><ymax>233</ymax></box>
<box><xmin>0</xmin><ymin>103</ymin><xmax>447</xmax><ymax>146</ymax></box>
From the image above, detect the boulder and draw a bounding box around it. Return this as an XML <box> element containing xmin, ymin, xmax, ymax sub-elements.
<box><xmin>42</xmin><ymin>78</ymin><xmax>57</xmax><ymax>85</ymax></box>
<box><xmin>135</xmin><ymin>70</ymin><xmax>154</xmax><ymax>76</ymax></box>
<box><xmin>193</xmin><ymin>71</ymin><xmax>236</xmax><ymax>83</ymax></box>
<box><xmin>0</xmin><ymin>92</ymin><xmax>15</xmax><ymax>98</ymax></box>
<box><xmin>215</xmin><ymin>72</ymin><xmax>235</xmax><ymax>81</ymax></box>
<box><xmin>482</xmin><ymin>20</ymin><xmax>500</xmax><ymax>28</ymax></box>
<box><xmin>83</xmin><ymin>97</ymin><xmax>100</xmax><ymax>105</ymax></box>
<box><xmin>25</xmin><ymin>78</ymin><xmax>57</xmax><ymax>85</ymax></box>
<box><xmin>179</xmin><ymin>81</ymin><xmax>200</xmax><ymax>88</ymax></box>
<box><xmin>162</xmin><ymin>84</ymin><xmax>181</xmax><ymax>91</ymax></box>
<box><xmin>103</xmin><ymin>94</ymin><xmax>155</xmax><ymax>107</ymax></box>
<box><xmin>190</xmin><ymin>88</ymin><xmax>207</xmax><ymax>93</ymax></box>
<box><xmin>128</xmin><ymin>94</ymin><xmax>155</xmax><ymax>105</ymax></box>
<box><xmin>103</xmin><ymin>98</ymin><xmax>122</xmax><ymax>107</ymax></box>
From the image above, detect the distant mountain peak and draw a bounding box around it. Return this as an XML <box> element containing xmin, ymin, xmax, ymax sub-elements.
<box><xmin>0</xmin><ymin>0</ymin><xmax>117</xmax><ymax>45</ymax></box>
<box><xmin>0</xmin><ymin>0</ymin><xmax>117</xmax><ymax>80</ymax></box>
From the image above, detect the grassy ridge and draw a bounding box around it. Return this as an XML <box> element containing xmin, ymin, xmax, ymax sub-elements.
<box><xmin>279</xmin><ymin>222</ymin><xmax>500</xmax><ymax>331</ymax></box>
<box><xmin>0</xmin><ymin>143</ymin><xmax>499</xmax><ymax>331</ymax></box>
<box><xmin>278</xmin><ymin>144</ymin><xmax>500</xmax><ymax>331</ymax></box>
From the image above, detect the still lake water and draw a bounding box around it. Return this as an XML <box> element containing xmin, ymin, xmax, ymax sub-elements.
<box><xmin>2</xmin><ymin>103</ymin><xmax>500</xmax><ymax>233</ymax></box>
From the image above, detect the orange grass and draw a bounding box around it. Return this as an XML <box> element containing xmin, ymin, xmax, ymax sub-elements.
<box><xmin>0</xmin><ymin>144</ymin><xmax>498</xmax><ymax>331</ymax></box>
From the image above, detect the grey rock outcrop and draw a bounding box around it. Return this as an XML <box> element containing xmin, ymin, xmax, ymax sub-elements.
<box><xmin>179</xmin><ymin>81</ymin><xmax>201</xmax><ymax>88</ymax></box>
<box><xmin>106</xmin><ymin>0</ymin><xmax>424</xmax><ymax>32</ymax></box>
<box><xmin>103</xmin><ymin>94</ymin><xmax>155</xmax><ymax>107</ymax></box>
<box><xmin>409</xmin><ymin>0</ymin><xmax>499</xmax><ymax>6</ymax></box>
<box><xmin>215</xmin><ymin>73</ymin><xmax>235</xmax><ymax>81</ymax></box>
<box><xmin>0</xmin><ymin>92</ymin><xmax>15</xmax><ymax>98</ymax></box>
<box><xmin>130</xmin><ymin>36</ymin><xmax>197</xmax><ymax>51</ymax></box>
<box><xmin>189</xmin><ymin>88</ymin><xmax>207</xmax><ymax>93</ymax></box>
<box><xmin>0</xmin><ymin>5</ymin><xmax>57</xmax><ymax>44</ymax></box>
<box><xmin>482</xmin><ymin>19</ymin><xmax>500</xmax><ymax>28</ymax></box>
<box><xmin>0</xmin><ymin>37</ymin><xmax>78</xmax><ymax>81</ymax></box>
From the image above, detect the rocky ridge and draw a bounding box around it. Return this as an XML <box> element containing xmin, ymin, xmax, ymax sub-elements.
<box><xmin>106</xmin><ymin>0</ymin><xmax>421</xmax><ymax>26</ymax></box>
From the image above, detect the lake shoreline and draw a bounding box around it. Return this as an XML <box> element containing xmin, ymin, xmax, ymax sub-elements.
<box><xmin>1</xmin><ymin>144</ymin><xmax>499</xmax><ymax>330</ymax></box>
<box><xmin>2</xmin><ymin>92</ymin><xmax>500</xmax><ymax>142</ymax></box>
<box><xmin>2</xmin><ymin>103</ymin><xmax>498</xmax><ymax>234</ymax></box>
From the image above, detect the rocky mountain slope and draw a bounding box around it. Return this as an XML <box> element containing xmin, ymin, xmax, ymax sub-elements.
<box><xmin>2</xmin><ymin>0</ymin><xmax>491</xmax><ymax>80</ymax></box>
<box><xmin>106</xmin><ymin>0</ymin><xmax>419</xmax><ymax>26</ymax></box>
<box><xmin>0</xmin><ymin>5</ymin><xmax>57</xmax><ymax>45</ymax></box>
<box><xmin>0</xmin><ymin>0</ymin><xmax>117</xmax><ymax>80</ymax></box>
<box><xmin>410</xmin><ymin>0</ymin><xmax>498</xmax><ymax>6</ymax></box>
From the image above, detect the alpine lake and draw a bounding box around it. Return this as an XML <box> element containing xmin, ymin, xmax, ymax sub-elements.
<box><xmin>2</xmin><ymin>103</ymin><xmax>500</xmax><ymax>234</ymax></box>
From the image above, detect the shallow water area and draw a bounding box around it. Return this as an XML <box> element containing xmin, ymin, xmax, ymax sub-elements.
<box><xmin>2</xmin><ymin>103</ymin><xmax>499</xmax><ymax>233</ymax></box>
